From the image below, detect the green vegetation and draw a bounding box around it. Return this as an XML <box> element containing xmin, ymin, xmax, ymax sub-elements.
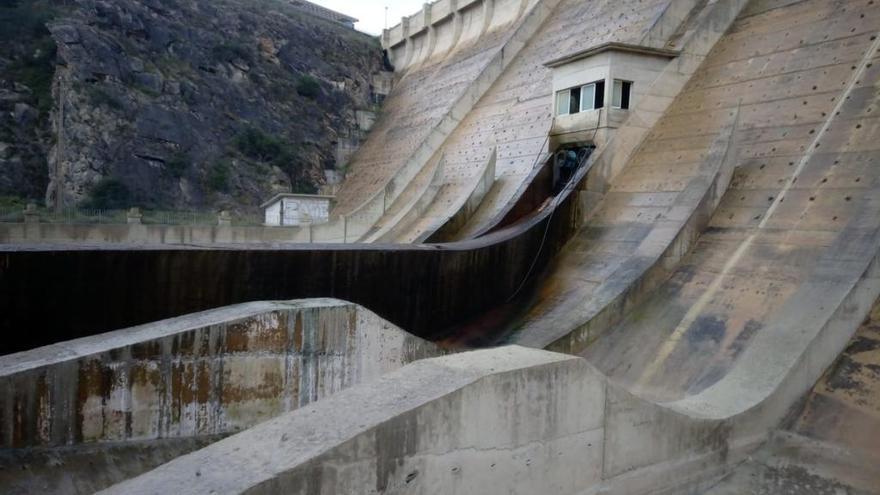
<box><xmin>234</xmin><ymin>126</ymin><xmax>297</xmax><ymax>167</ymax></box>
<box><xmin>132</xmin><ymin>82</ymin><xmax>162</xmax><ymax>98</ymax></box>
<box><xmin>1</xmin><ymin>0</ymin><xmax>60</xmax><ymax>115</ymax></box>
<box><xmin>291</xmin><ymin>177</ymin><xmax>318</xmax><ymax>195</ymax></box>
<box><xmin>207</xmin><ymin>161</ymin><xmax>231</xmax><ymax>192</ymax></box>
<box><xmin>88</xmin><ymin>87</ymin><xmax>124</xmax><ymax>111</ymax></box>
<box><xmin>295</xmin><ymin>75</ymin><xmax>320</xmax><ymax>99</ymax></box>
<box><xmin>211</xmin><ymin>40</ymin><xmax>253</xmax><ymax>64</ymax></box>
<box><xmin>0</xmin><ymin>195</ymin><xmax>28</xmax><ymax>210</ymax></box>
<box><xmin>82</xmin><ymin>178</ymin><xmax>132</xmax><ymax>210</ymax></box>
<box><xmin>0</xmin><ymin>0</ymin><xmax>56</xmax><ymax>42</ymax></box>
<box><xmin>165</xmin><ymin>152</ymin><xmax>190</xmax><ymax>178</ymax></box>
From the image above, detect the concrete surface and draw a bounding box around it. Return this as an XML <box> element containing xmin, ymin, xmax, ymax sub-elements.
<box><xmin>0</xmin><ymin>436</ymin><xmax>225</xmax><ymax>495</ymax></box>
<box><xmin>585</xmin><ymin>0</ymin><xmax>880</xmax><ymax>402</ymax></box>
<box><xmin>0</xmin><ymin>222</ymin><xmax>315</xmax><ymax>245</ymax></box>
<box><xmin>392</xmin><ymin>0</ymin><xmax>679</xmax><ymax>243</ymax></box>
<box><xmin>97</xmin><ymin>314</ymin><xmax>879</xmax><ymax>495</ymax></box>
<box><xmin>0</xmin><ymin>299</ymin><xmax>440</xmax><ymax>448</ymax></box>
<box><xmin>4</xmin><ymin>0</ymin><xmax>880</xmax><ymax>493</ymax></box>
<box><xmin>703</xmin><ymin>299</ymin><xmax>880</xmax><ymax>494</ymax></box>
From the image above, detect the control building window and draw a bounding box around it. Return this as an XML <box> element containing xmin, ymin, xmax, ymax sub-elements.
<box><xmin>556</xmin><ymin>90</ymin><xmax>571</xmax><ymax>116</ymax></box>
<box><xmin>612</xmin><ymin>79</ymin><xmax>632</xmax><ymax>109</ymax></box>
<box><xmin>556</xmin><ymin>80</ymin><xmax>604</xmax><ymax>116</ymax></box>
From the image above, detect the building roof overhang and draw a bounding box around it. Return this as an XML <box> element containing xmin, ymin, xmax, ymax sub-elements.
<box><xmin>544</xmin><ymin>42</ymin><xmax>680</xmax><ymax>69</ymax></box>
<box><xmin>260</xmin><ymin>193</ymin><xmax>336</xmax><ymax>209</ymax></box>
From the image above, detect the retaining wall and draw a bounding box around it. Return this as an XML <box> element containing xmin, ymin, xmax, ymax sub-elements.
<box><xmin>0</xmin><ymin>299</ymin><xmax>440</xmax><ymax>448</ymax></box>
<box><xmin>101</xmin><ymin>292</ymin><xmax>880</xmax><ymax>495</ymax></box>
<box><xmin>0</xmin><ymin>222</ymin><xmax>312</xmax><ymax>245</ymax></box>
<box><xmin>0</xmin><ymin>147</ymin><xmax>589</xmax><ymax>355</ymax></box>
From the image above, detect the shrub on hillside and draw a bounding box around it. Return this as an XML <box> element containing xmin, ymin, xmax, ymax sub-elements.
<box><xmin>207</xmin><ymin>161</ymin><xmax>231</xmax><ymax>192</ymax></box>
<box><xmin>165</xmin><ymin>152</ymin><xmax>190</xmax><ymax>178</ymax></box>
<box><xmin>295</xmin><ymin>75</ymin><xmax>320</xmax><ymax>99</ymax></box>
<box><xmin>211</xmin><ymin>41</ymin><xmax>253</xmax><ymax>64</ymax></box>
<box><xmin>234</xmin><ymin>127</ymin><xmax>297</xmax><ymax>168</ymax></box>
<box><xmin>82</xmin><ymin>178</ymin><xmax>131</xmax><ymax>210</ymax></box>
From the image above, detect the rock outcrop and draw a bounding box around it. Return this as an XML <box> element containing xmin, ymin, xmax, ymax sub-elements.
<box><xmin>1</xmin><ymin>0</ymin><xmax>384</xmax><ymax>212</ymax></box>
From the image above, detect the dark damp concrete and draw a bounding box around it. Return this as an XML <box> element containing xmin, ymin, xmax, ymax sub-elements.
<box><xmin>0</xmin><ymin>163</ymin><xmax>589</xmax><ymax>356</ymax></box>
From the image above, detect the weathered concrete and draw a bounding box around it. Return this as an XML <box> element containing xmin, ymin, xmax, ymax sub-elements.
<box><xmin>0</xmin><ymin>142</ymin><xmax>585</xmax><ymax>355</ymax></box>
<box><xmin>98</xmin><ymin>302</ymin><xmax>880</xmax><ymax>495</ymax></box>
<box><xmin>704</xmin><ymin>299</ymin><xmax>880</xmax><ymax>494</ymax></box>
<box><xmin>418</xmin><ymin>146</ymin><xmax>497</xmax><ymax>243</ymax></box>
<box><xmin>0</xmin><ymin>436</ymin><xmax>224</xmax><ymax>495</ymax></box>
<box><xmin>332</xmin><ymin>0</ymin><xmax>561</xmax><ymax>243</ymax></box>
<box><xmin>0</xmin><ymin>299</ymin><xmax>440</xmax><ymax>448</ymax></box>
<box><xmin>586</xmin><ymin>0</ymin><xmax>880</xmax><ymax>401</ymax></box>
<box><xmin>4</xmin><ymin>0</ymin><xmax>880</xmax><ymax>493</ymax></box>
<box><xmin>393</xmin><ymin>0</ymin><xmax>682</xmax><ymax>243</ymax></box>
<box><xmin>0</xmin><ymin>222</ymin><xmax>315</xmax><ymax>245</ymax></box>
<box><xmin>99</xmin><ymin>347</ymin><xmax>608</xmax><ymax>495</ymax></box>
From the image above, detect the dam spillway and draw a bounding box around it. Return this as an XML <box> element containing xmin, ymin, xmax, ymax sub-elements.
<box><xmin>2</xmin><ymin>0</ymin><xmax>880</xmax><ymax>493</ymax></box>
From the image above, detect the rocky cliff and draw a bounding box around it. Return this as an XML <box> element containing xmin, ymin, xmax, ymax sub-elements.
<box><xmin>0</xmin><ymin>0</ymin><xmax>385</xmax><ymax>212</ymax></box>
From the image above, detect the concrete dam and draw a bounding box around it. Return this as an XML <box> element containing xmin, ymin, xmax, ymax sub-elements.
<box><xmin>2</xmin><ymin>0</ymin><xmax>880</xmax><ymax>493</ymax></box>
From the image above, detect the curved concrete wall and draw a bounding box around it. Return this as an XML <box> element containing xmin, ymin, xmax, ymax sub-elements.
<box><xmin>0</xmin><ymin>300</ymin><xmax>440</xmax><ymax>448</ymax></box>
<box><xmin>100</xmin><ymin>347</ymin><xmax>606</xmax><ymax>495</ymax></box>
<box><xmin>384</xmin><ymin>0</ymin><xmax>534</xmax><ymax>72</ymax></box>
<box><xmin>337</xmin><ymin>0</ymin><xmax>560</xmax><ymax>241</ymax></box>
<box><xmin>99</xmin><ymin>289</ymin><xmax>880</xmax><ymax>495</ymax></box>
<box><xmin>398</xmin><ymin>0</ymin><xmax>683</xmax><ymax>244</ymax></box>
<box><xmin>0</xmin><ymin>154</ymin><xmax>589</xmax><ymax>355</ymax></box>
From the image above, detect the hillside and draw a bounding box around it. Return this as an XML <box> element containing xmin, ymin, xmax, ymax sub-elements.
<box><xmin>0</xmin><ymin>0</ymin><xmax>384</xmax><ymax>212</ymax></box>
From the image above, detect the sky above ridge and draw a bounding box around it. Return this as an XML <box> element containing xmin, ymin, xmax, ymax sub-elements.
<box><xmin>309</xmin><ymin>0</ymin><xmax>426</xmax><ymax>35</ymax></box>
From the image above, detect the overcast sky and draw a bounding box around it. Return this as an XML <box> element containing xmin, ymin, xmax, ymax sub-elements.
<box><xmin>310</xmin><ymin>0</ymin><xmax>427</xmax><ymax>35</ymax></box>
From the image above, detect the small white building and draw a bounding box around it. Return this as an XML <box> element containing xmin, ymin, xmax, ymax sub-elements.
<box><xmin>261</xmin><ymin>193</ymin><xmax>335</xmax><ymax>227</ymax></box>
<box><xmin>544</xmin><ymin>42</ymin><xmax>679</xmax><ymax>148</ymax></box>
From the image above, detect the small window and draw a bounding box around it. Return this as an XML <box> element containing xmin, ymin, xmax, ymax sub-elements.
<box><xmin>569</xmin><ymin>87</ymin><xmax>581</xmax><ymax>114</ymax></box>
<box><xmin>580</xmin><ymin>84</ymin><xmax>595</xmax><ymax>112</ymax></box>
<box><xmin>558</xmin><ymin>80</ymin><xmax>605</xmax><ymax>116</ymax></box>
<box><xmin>556</xmin><ymin>90</ymin><xmax>570</xmax><ymax>116</ymax></box>
<box><xmin>612</xmin><ymin>80</ymin><xmax>632</xmax><ymax>110</ymax></box>
<box><xmin>580</xmin><ymin>80</ymin><xmax>605</xmax><ymax>111</ymax></box>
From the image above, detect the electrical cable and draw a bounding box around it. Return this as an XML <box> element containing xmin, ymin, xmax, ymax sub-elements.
<box><xmin>505</xmin><ymin>108</ymin><xmax>603</xmax><ymax>303</ymax></box>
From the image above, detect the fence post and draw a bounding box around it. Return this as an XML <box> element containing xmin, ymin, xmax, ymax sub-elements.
<box><xmin>23</xmin><ymin>203</ymin><xmax>39</xmax><ymax>224</ymax></box>
<box><xmin>217</xmin><ymin>210</ymin><xmax>232</xmax><ymax>227</ymax></box>
<box><xmin>127</xmin><ymin>207</ymin><xmax>143</xmax><ymax>225</ymax></box>
<box><xmin>343</xmin><ymin>215</ymin><xmax>348</xmax><ymax>243</ymax></box>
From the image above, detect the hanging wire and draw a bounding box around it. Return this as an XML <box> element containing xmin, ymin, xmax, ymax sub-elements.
<box><xmin>505</xmin><ymin>109</ymin><xmax>603</xmax><ymax>303</ymax></box>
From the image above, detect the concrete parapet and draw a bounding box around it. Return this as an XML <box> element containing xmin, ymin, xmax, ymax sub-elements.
<box><xmin>126</xmin><ymin>208</ymin><xmax>143</xmax><ymax>225</ymax></box>
<box><xmin>0</xmin><ymin>299</ymin><xmax>440</xmax><ymax>448</ymax></box>
<box><xmin>0</xmin><ymin>222</ymin><xmax>313</xmax><ymax>245</ymax></box>
<box><xmin>101</xmin><ymin>347</ymin><xmax>608</xmax><ymax>495</ymax></box>
<box><xmin>22</xmin><ymin>204</ymin><xmax>38</xmax><ymax>225</ymax></box>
